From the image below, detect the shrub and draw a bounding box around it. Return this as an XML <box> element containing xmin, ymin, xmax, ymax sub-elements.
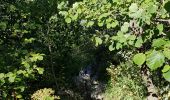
<box><xmin>31</xmin><ymin>88</ymin><xmax>60</xmax><ymax>100</ymax></box>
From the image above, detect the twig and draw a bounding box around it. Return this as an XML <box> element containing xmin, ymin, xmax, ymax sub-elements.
<box><xmin>47</xmin><ymin>23</ymin><xmax>58</xmax><ymax>89</ymax></box>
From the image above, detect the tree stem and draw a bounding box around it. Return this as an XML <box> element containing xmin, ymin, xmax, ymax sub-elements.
<box><xmin>141</xmin><ymin>65</ymin><xmax>159</xmax><ymax>100</ymax></box>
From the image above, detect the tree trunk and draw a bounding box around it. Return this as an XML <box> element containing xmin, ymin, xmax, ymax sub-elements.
<box><xmin>141</xmin><ymin>65</ymin><xmax>159</xmax><ymax>100</ymax></box>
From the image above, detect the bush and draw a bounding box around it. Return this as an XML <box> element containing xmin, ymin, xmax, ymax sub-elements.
<box><xmin>31</xmin><ymin>88</ymin><xmax>60</xmax><ymax>100</ymax></box>
<box><xmin>104</xmin><ymin>61</ymin><xmax>146</xmax><ymax>100</ymax></box>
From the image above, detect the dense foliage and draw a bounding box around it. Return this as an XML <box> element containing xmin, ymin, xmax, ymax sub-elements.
<box><xmin>1</xmin><ymin>0</ymin><xmax>170</xmax><ymax>99</ymax></box>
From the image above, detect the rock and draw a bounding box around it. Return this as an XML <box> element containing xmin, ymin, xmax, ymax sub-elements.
<box><xmin>74</xmin><ymin>63</ymin><xmax>105</xmax><ymax>100</ymax></box>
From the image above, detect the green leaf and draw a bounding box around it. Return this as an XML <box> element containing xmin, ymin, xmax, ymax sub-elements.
<box><xmin>164</xmin><ymin>42</ymin><xmax>170</xmax><ymax>48</ymax></box>
<box><xmin>0</xmin><ymin>73</ymin><xmax>5</xmax><ymax>79</ymax></box>
<box><xmin>0</xmin><ymin>79</ymin><xmax>5</xmax><ymax>86</ymax></box>
<box><xmin>59</xmin><ymin>11</ymin><xmax>68</xmax><ymax>16</ymax></box>
<box><xmin>106</xmin><ymin>23</ymin><xmax>111</xmax><ymax>29</ymax></box>
<box><xmin>99</xmin><ymin>13</ymin><xmax>110</xmax><ymax>19</ymax></box>
<box><xmin>45</xmin><ymin>96</ymin><xmax>54</xmax><ymax>100</ymax></box>
<box><xmin>8</xmin><ymin>76</ymin><xmax>16</xmax><ymax>83</ymax></box>
<box><xmin>129</xmin><ymin>9</ymin><xmax>143</xmax><ymax>18</ymax></box>
<box><xmin>127</xmin><ymin>35</ymin><xmax>136</xmax><ymax>40</ymax></box>
<box><xmin>163</xmin><ymin>48</ymin><xmax>170</xmax><ymax>60</ymax></box>
<box><xmin>16</xmin><ymin>94</ymin><xmax>22</xmax><ymax>99</ymax></box>
<box><xmin>111</xmin><ymin>20</ymin><xmax>118</xmax><ymax>28</ymax></box>
<box><xmin>17</xmin><ymin>70</ymin><xmax>25</xmax><ymax>75</ymax></box>
<box><xmin>98</xmin><ymin>22</ymin><xmax>104</xmax><ymax>27</ymax></box>
<box><xmin>119</xmin><ymin>36</ymin><xmax>126</xmax><ymax>43</ymax></box>
<box><xmin>0</xmin><ymin>22</ymin><xmax>7</xmax><ymax>30</ymax></box>
<box><xmin>106</xmin><ymin>17</ymin><xmax>112</xmax><ymax>23</ymax></box>
<box><xmin>157</xmin><ymin>24</ymin><xmax>163</xmax><ymax>33</ymax></box>
<box><xmin>6</xmin><ymin>72</ymin><xmax>13</xmax><ymax>77</ymax></box>
<box><xmin>18</xmin><ymin>86</ymin><xmax>25</xmax><ymax>92</ymax></box>
<box><xmin>162</xmin><ymin>65</ymin><xmax>170</xmax><ymax>73</ymax></box>
<box><xmin>128</xmin><ymin>40</ymin><xmax>134</xmax><ymax>45</ymax></box>
<box><xmin>121</xmin><ymin>22</ymin><xmax>129</xmax><ymax>33</ymax></box>
<box><xmin>72</xmin><ymin>2</ymin><xmax>79</xmax><ymax>9</ymax></box>
<box><xmin>95</xmin><ymin>37</ymin><xmax>102</xmax><ymax>46</ymax></box>
<box><xmin>24</xmin><ymin>38</ymin><xmax>35</xmax><ymax>44</ymax></box>
<box><xmin>77</xmin><ymin>8</ymin><xmax>82</xmax><ymax>14</ymax></box>
<box><xmin>87</xmin><ymin>21</ymin><xmax>94</xmax><ymax>27</ymax></box>
<box><xmin>65</xmin><ymin>18</ymin><xmax>71</xmax><ymax>23</ymax></box>
<box><xmin>9</xmin><ymin>5</ymin><xmax>16</xmax><ymax>12</ymax></box>
<box><xmin>109</xmin><ymin>43</ymin><xmax>115</xmax><ymax>51</ymax></box>
<box><xmin>135</xmin><ymin>36</ymin><xmax>143</xmax><ymax>48</ymax></box>
<box><xmin>37</xmin><ymin>55</ymin><xmax>43</xmax><ymax>61</ymax></box>
<box><xmin>133</xmin><ymin>53</ymin><xmax>146</xmax><ymax>66</ymax></box>
<box><xmin>71</xmin><ymin>14</ymin><xmax>78</xmax><ymax>20</ymax></box>
<box><xmin>163</xmin><ymin>70</ymin><xmax>170</xmax><ymax>82</ymax></box>
<box><xmin>148</xmin><ymin>5</ymin><xmax>157</xmax><ymax>14</ymax></box>
<box><xmin>152</xmin><ymin>38</ymin><xmax>167</xmax><ymax>48</ymax></box>
<box><xmin>116</xmin><ymin>42</ymin><xmax>122</xmax><ymax>50</ymax></box>
<box><xmin>37</xmin><ymin>68</ymin><xmax>44</xmax><ymax>74</ymax></box>
<box><xmin>30</xmin><ymin>53</ymin><xmax>44</xmax><ymax>62</ymax></box>
<box><xmin>129</xmin><ymin>3</ymin><xmax>138</xmax><ymax>12</ymax></box>
<box><xmin>57</xmin><ymin>1</ymin><xmax>66</xmax><ymax>9</ymax></box>
<box><xmin>104</xmin><ymin>34</ymin><xmax>109</xmax><ymax>42</ymax></box>
<box><xmin>117</xmin><ymin>31</ymin><xmax>124</xmax><ymax>37</ymax></box>
<box><xmin>146</xmin><ymin>50</ymin><xmax>165</xmax><ymax>70</ymax></box>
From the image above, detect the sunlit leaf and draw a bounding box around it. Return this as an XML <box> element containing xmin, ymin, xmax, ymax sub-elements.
<box><xmin>121</xmin><ymin>22</ymin><xmax>129</xmax><ymax>33</ymax></box>
<box><xmin>152</xmin><ymin>38</ymin><xmax>167</xmax><ymax>48</ymax></box>
<box><xmin>0</xmin><ymin>73</ymin><xmax>5</xmax><ymax>79</ymax></box>
<box><xmin>135</xmin><ymin>36</ymin><xmax>143</xmax><ymax>48</ymax></box>
<box><xmin>87</xmin><ymin>21</ymin><xmax>94</xmax><ymax>27</ymax></box>
<box><xmin>37</xmin><ymin>68</ymin><xmax>44</xmax><ymax>74</ymax></box>
<box><xmin>8</xmin><ymin>76</ymin><xmax>16</xmax><ymax>83</ymax></box>
<box><xmin>109</xmin><ymin>43</ymin><xmax>115</xmax><ymax>51</ymax></box>
<box><xmin>163</xmin><ymin>70</ymin><xmax>170</xmax><ymax>82</ymax></box>
<box><xmin>157</xmin><ymin>24</ymin><xmax>163</xmax><ymax>33</ymax></box>
<box><xmin>133</xmin><ymin>53</ymin><xmax>146</xmax><ymax>66</ymax></box>
<box><xmin>148</xmin><ymin>5</ymin><xmax>157</xmax><ymax>14</ymax></box>
<box><xmin>129</xmin><ymin>3</ymin><xmax>138</xmax><ymax>12</ymax></box>
<box><xmin>162</xmin><ymin>65</ymin><xmax>170</xmax><ymax>73</ymax></box>
<box><xmin>116</xmin><ymin>42</ymin><xmax>122</xmax><ymax>50</ymax></box>
<box><xmin>65</xmin><ymin>18</ymin><xmax>71</xmax><ymax>23</ymax></box>
<box><xmin>146</xmin><ymin>50</ymin><xmax>165</xmax><ymax>70</ymax></box>
<box><xmin>163</xmin><ymin>48</ymin><xmax>170</xmax><ymax>60</ymax></box>
<box><xmin>95</xmin><ymin>37</ymin><xmax>102</xmax><ymax>46</ymax></box>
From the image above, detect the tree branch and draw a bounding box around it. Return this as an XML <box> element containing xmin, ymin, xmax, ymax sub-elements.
<box><xmin>154</xmin><ymin>19</ymin><xmax>170</xmax><ymax>25</ymax></box>
<box><xmin>141</xmin><ymin>65</ymin><xmax>159</xmax><ymax>100</ymax></box>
